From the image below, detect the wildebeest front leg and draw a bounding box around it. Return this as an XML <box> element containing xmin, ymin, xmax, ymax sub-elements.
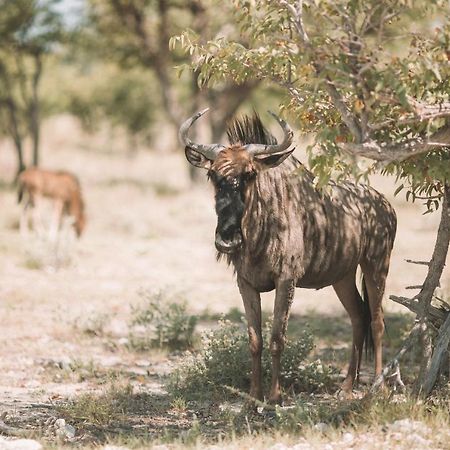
<box><xmin>237</xmin><ymin>276</ymin><xmax>263</xmax><ymax>401</ymax></box>
<box><xmin>269</xmin><ymin>279</ymin><xmax>295</xmax><ymax>405</ymax></box>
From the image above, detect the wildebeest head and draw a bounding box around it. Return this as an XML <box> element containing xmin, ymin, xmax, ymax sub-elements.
<box><xmin>180</xmin><ymin>109</ymin><xmax>294</xmax><ymax>254</ymax></box>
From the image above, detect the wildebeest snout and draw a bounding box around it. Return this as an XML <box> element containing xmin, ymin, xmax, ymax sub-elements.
<box><xmin>215</xmin><ymin>229</ymin><xmax>242</xmax><ymax>253</ymax></box>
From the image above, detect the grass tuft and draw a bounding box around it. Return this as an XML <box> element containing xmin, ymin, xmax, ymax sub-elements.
<box><xmin>127</xmin><ymin>290</ymin><xmax>198</xmax><ymax>352</ymax></box>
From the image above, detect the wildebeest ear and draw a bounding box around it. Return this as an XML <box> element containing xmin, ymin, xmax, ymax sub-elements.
<box><xmin>253</xmin><ymin>149</ymin><xmax>295</xmax><ymax>169</ymax></box>
<box><xmin>185</xmin><ymin>147</ymin><xmax>212</xmax><ymax>170</ymax></box>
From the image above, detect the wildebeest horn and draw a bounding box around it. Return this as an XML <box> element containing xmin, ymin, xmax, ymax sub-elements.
<box><xmin>179</xmin><ymin>108</ymin><xmax>225</xmax><ymax>160</ymax></box>
<box><xmin>244</xmin><ymin>111</ymin><xmax>294</xmax><ymax>156</ymax></box>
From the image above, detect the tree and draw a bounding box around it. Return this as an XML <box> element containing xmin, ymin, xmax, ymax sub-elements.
<box><xmin>0</xmin><ymin>0</ymin><xmax>63</xmax><ymax>177</ymax></box>
<box><xmin>64</xmin><ymin>66</ymin><xmax>158</xmax><ymax>154</ymax></box>
<box><xmin>82</xmin><ymin>0</ymin><xmax>260</xmax><ymax>179</ymax></box>
<box><xmin>173</xmin><ymin>0</ymin><xmax>450</xmax><ymax>395</ymax></box>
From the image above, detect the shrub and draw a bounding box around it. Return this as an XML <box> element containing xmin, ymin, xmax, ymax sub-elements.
<box><xmin>128</xmin><ymin>290</ymin><xmax>198</xmax><ymax>351</ymax></box>
<box><xmin>168</xmin><ymin>320</ymin><xmax>336</xmax><ymax>400</ymax></box>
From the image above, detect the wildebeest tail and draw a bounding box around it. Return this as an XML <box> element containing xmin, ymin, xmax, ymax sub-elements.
<box><xmin>361</xmin><ymin>276</ymin><xmax>374</xmax><ymax>358</ymax></box>
<box><xmin>69</xmin><ymin>188</ymin><xmax>86</xmax><ymax>238</ymax></box>
<box><xmin>17</xmin><ymin>177</ymin><xmax>25</xmax><ymax>204</ymax></box>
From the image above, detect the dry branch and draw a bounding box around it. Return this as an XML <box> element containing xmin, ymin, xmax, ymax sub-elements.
<box><xmin>370</xmin><ymin>322</ymin><xmax>421</xmax><ymax>393</ymax></box>
<box><xmin>406</xmin><ymin>259</ymin><xmax>430</xmax><ymax>266</ymax></box>
<box><xmin>340</xmin><ymin>125</ymin><xmax>450</xmax><ymax>162</ymax></box>
<box><xmin>390</xmin><ymin>295</ymin><xmax>448</xmax><ymax>329</ymax></box>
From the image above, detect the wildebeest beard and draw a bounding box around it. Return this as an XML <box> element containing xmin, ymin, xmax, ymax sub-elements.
<box><xmin>211</xmin><ymin>173</ymin><xmax>245</xmax><ymax>254</ymax></box>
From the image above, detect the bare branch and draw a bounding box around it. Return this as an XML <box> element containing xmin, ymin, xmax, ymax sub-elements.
<box><xmin>324</xmin><ymin>80</ymin><xmax>363</xmax><ymax>143</ymax></box>
<box><xmin>279</xmin><ymin>0</ymin><xmax>310</xmax><ymax>44</ymax></box>
<box><xmin>406</xmin><ymin>285</ymin><xmax>423</xmax><ymax>290</ymax></box>
<box><xmin>340</xmin><ymin>125</ymin><xmax>450</xmax><ymax>162</ymax></box>
<box><xmin>370</xmin><ymin>322</ymin><xmax>421</xmax><ymax>393</ymax></box>
<box><xmin>279</xmin><ymin>0</ymin><xmax>364</xmax><ymax>142</ymax></box>
<box><xmin>390</xmin><ymin>295</ymin><xmax>448</xmax><ymax>328</ymax></box>
<box><xmin>406</xmin><ymin>259</ymin><xmax>430</xmax><ymax>266</ymax></box>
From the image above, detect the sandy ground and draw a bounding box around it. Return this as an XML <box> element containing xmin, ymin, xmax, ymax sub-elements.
<box><xmin>0</xmin><ymin>116</ymin><xmax>449</xmax><ymax>442</ymax></box>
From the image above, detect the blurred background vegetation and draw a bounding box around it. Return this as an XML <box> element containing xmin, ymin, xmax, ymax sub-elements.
<box><xmin>0</xmin><ymin>0</ymin><xmax>278</xmax><ymax>182</ymax></box>
<box><xmin>1</xmin><ymin>0</ymin><xmax>448</xmax><ymax>192</ymax></box>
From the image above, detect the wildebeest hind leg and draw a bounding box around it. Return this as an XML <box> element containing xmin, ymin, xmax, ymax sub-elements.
<box><xmin>333</xmin><ymin>270</ymin><xmax>366</xmax><ymax>393</ymax></box>
<box><xmin>361</xmin><ymin>267</ymin><xmax>387</xmax><ymax>384</ymax></box>
<box><xmin>237</xmin><ymin>276</ymin><xmax>263</xmax><ymax>402</ymax></box>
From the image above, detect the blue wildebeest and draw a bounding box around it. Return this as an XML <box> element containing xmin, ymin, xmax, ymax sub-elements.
<box><xmin>180</xmin><ymin>110</ymin><xmax>397</xmax><ymax>404</ymax></box>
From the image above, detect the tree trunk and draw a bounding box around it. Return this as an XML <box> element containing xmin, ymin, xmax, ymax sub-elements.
<box><xmin>385</xmin><ymin>184</ymin><xmax>450</xmax><ymax>396</ymax></box>
<box><xmin>4</xmin><ymin>98</ymin><xmax>26</xmax><ymax>180</ymax></box>
<box><xmin>416</xmin><ymin>184</ymin><xmax>450</xmax><ymax>395</ymax></box>
<box><xmin>30</xmin><ymin>53</ymin><xmax>42</xmax><ymax>167</ymax></box>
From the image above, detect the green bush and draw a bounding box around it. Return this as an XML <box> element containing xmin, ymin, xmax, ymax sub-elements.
<box><xmin>168</xmin><ymin>320</ymin><xmax>336</xmax><ymax>400</ymax></box>
<box><xmin>128</xmin><ymin>291</ymin><xmax>198</xmax><ymax>351</ymax></box>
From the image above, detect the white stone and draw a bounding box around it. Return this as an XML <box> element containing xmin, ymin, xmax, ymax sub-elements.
<box><xmin>342</xmin><ymin>432</ymin><xmax>354</xmax><ymax>443</ymax></box>
<box><xmin>389</xmin><ymin>419</ymin><xmax>429</xmax><ymax>435</ymax></box>
<box><xmin>0</xmin><ymin>438</ymin><xmax>42</xmax><ymax>450</ymax></box>
<box><xmin>314</xmin><ymin>422</ymin><xmax>329</xmax><ymax>433</ymax></box>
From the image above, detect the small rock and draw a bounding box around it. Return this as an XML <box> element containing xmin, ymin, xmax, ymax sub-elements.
<box><xmin>135</xmin><ymin>359</ymin><xmax>151</xmax><ymax>367</ymax></box>
<box><xmin>342</xmin><ymin>432</ymin><xmax>354</xmax><ymax>443</ymax></box>
<box><xmin>0</xmin><ymin>437</ymin><xmax>42</xmax><ymax>450</ymax></box>
<box><xmin>405</xmin><ymin>433</ymin><xmax>431</xmax><ymax>448</ymax></box>
<box><xmin>54</xmin><ymin>418</ymin><xmax>76</xmax><ymax>440</ymax></box>
<box><xmin>314</xmin><ymin>422</ymin><xmax>329</xmax><ymax>433</ymax></box>
<box><xmin>118</xmin><ymin>337</ymin><xmax>129</xmax><ymax>346</ymax></box>
<box><xmin>389</xmin><ymin>419</ymin><xmax>429</xmax><ymax>435</ymax></box>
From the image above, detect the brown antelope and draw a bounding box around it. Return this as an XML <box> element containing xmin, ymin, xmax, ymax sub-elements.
<box><xmin>18</xmin><ymin>167</ymin><xmax>86</xmax><ymax>239</ymax></box>
<box><xmin>180</xmin><ymin>110</ymin><xmax>397</xmax><ymax>404</ymax></box>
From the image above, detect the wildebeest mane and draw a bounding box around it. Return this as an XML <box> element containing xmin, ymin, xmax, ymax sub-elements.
<box><xmin>226</xmin><ymin>113</ymin><xmax>277</xmax><ymax>146</ymax></box>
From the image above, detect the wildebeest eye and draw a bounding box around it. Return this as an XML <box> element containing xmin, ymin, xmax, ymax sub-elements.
<box><xmin>242</xmin><ymin>171</ymin><xmax>256</xmax><ymax>182</ymax></box>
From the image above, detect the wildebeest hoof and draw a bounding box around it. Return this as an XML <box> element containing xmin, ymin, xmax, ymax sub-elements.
<box><xmin>336</xmin><ymin>388</ymin><xmax>354</xmax><ymax>400</ymax></box>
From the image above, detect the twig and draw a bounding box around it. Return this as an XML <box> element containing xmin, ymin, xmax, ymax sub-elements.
<box><xmin>406</xmin><ymin>259</ymin><xmax>430</xmax><ymax>266</ymax></box>
<box><xmin>387</xmin><ymin>360</ymin><xmax>405</xmax><ymax>392</ymax></box>
<box><xmin>370</xmin><ymin>322</ymin><xmax>421</xmax><ymax>393</ymax></box>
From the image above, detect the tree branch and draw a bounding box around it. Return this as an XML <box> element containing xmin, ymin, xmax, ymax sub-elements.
<box><xmin>340</xmin><ymin>125</ymin><xmax>450</xmax><ymax>162</ymax></box>
<box><xmin>279</xmin><ymin>0</ymin><xmax>364</xmax><ymax>142</ymax></box>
